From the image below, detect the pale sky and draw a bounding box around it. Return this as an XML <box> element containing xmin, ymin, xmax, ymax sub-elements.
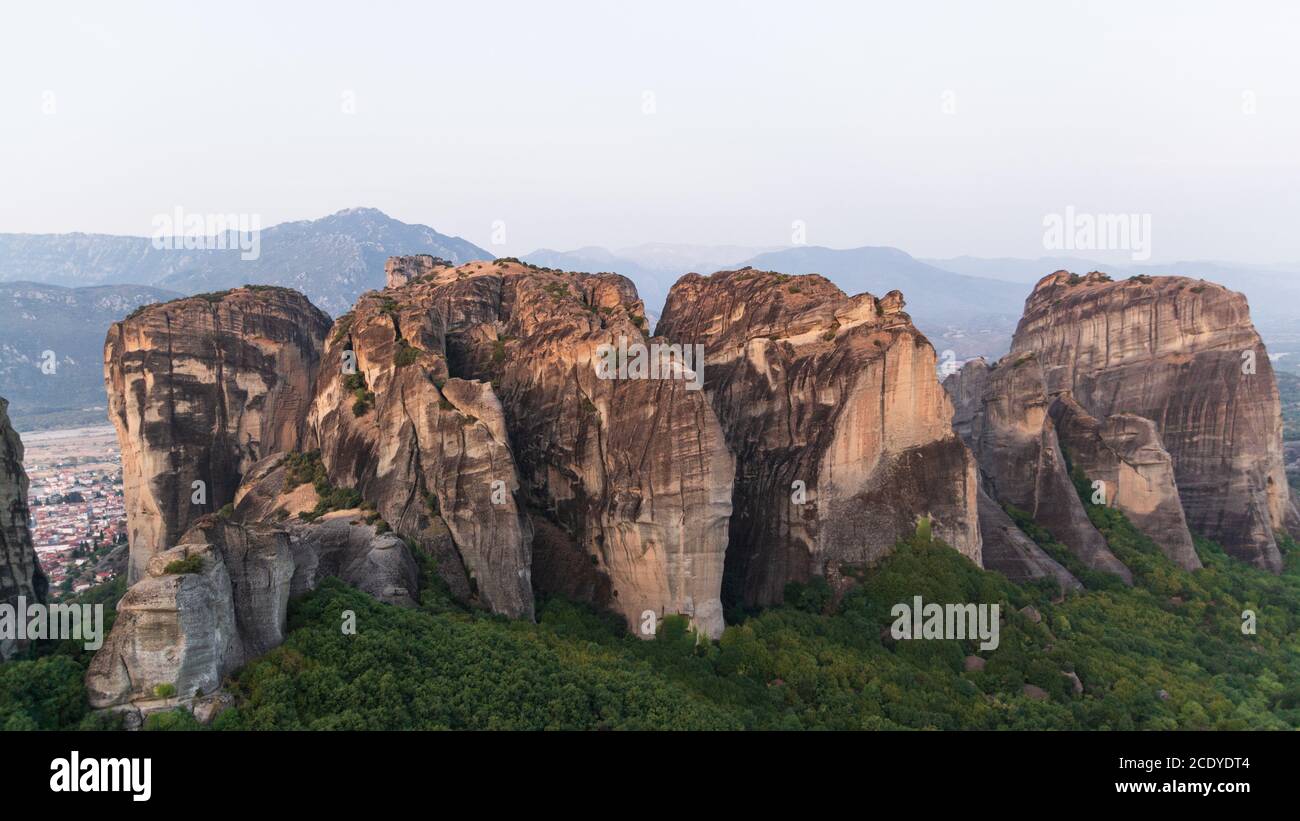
<box><xmin>1</xmin><ymin>0</ymin><xmax>1298</xmax><ymax>263</ymax></box>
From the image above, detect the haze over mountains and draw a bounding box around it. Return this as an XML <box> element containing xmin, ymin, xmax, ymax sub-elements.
<box><xmin>0</xmin><ymin>207</ymin><xmax>491</xmax><ymax>316</ymax></box>
<box><xmin>0</xmin><ymin>282</ymin><xmax>182</xmax><ymax>430</ymax></box>
<box><xmin>523</xmin><ymin>244</ymin><xmax>777</xmax><ymax>319</ymax></box>
<box><xmin>4</xmin><ymin>206</ymin><xmax>1300</xmax><ymax>431</ymax></box>
<box><xmin>930</xmin><ymin>255</ymin><xmax>1300</xmax><ymax>316</ymax></box>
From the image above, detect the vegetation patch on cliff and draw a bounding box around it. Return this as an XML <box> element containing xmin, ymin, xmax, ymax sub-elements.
<box><xmin>162</xmin><ymin>554</ymin><xmax>205</xmax><ymax>575</ymax></box>
<box><xmin>283</xmin><ymin>451</ymin><xmax>363</xmax><ymax>521</ymax></box>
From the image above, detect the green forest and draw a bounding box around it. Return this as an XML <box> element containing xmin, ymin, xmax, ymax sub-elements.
<box><xmin>4</xmin><ymin>494</ymin><xmax>1299</xmax><ymax>730</ymax></box>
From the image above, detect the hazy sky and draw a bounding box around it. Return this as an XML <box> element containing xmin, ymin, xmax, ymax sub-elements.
<box><xmin>2</xmin><ymin>1</ymin><xmax>1298</xmax><ymax>263</ymax></box>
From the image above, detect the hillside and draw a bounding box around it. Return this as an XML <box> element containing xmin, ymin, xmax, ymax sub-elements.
<box><xmin>6</xmin><ymin>515</ymin><xmax>1298</xmax><ymax>730</ymax></box>
<box><xmin>0</xmin><ymin>282</ymin><xmax>181</xmax><ymax>431</ymax></box>
<box><xmin>0</xmin><ymin>208</ymin><xmax>492</xmax><ymax>317</ymax></box>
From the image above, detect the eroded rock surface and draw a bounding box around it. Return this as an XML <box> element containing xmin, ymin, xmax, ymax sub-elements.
<box><xmin>944</xmin><ymin>356</ymin><xmax>1132</xmax><ymax>583</ymax></box>
<box><xmin>1012</xmin><ymin>271</ymin><xmax>1297</xmax><ymax>571</ymax></box>
<box><xmin>86</xmin><ymin>512</ymin><xmax>417</xmax><ymax>711</ymax></box>
<box><xmin>975</xmin><ymin>487</ymin><xmax>1081</xmax><ymax>590</ymax></box>
<box><xmin>384</xmin><ymin>254</ymin><xmax>452</xmax><ymax>289</ymax></box>
<box><xmin>657</xmin><ymin>269</ymin><xmax>981</xmax><ymax>607</ymax></box>
<box><xmin>104</xmin><ymin>287</ymin><xmax>331</xmax><ymax>582</ymax></box>
<box><xmin>86</xmin><ymin>540</ymin><xmax>241</xmax><ymax>709</ymax></box>
<box><xmin>1049</xmin><ymin>396</ymin><xmax>1200</xmax><ymax>570</ymax></box>
<box><xmin>306</xmin><ymin>277</ymin><xmax>534</xmax><ymax>620</ymax></box>
<box><xmin>324</xmin><ymin>260</ymin><xmax>735</xmax><ymax>637</ymax></box>
<box><xmin>1</xmin><ymin>396</ymin><xmax>47</xmax><ymax>660</ymax></box>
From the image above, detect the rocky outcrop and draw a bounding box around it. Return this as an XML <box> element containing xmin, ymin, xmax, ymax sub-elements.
<box><xmin>86</xmin><ymin>539</ymin><xmax>244</xmax><ymax>710</ymax></box>
<box><xmin>284</xmin><ymin>515</ymin><xmax>418</xmax><ymax>607</ymax></box>
<box><xmin>1012</xmin><ymin>271</ymin><xmax>1297</xmax><ymax>571</ymax></box>
<box><xmin>384</xmin><ymin>255</ymin><xmax>452</xmax><ymax>289</ymax></box>
<box><xmin>1049</xmin><ymin>396</ymin><xmax>1200</xmax><ymax>570</ymax></box>
<box><xmin>944</xmin><ymin>356</ymin><xmax>1132</xmax><ymax>583</ymax></box>
<box><xmin>305</xmin><ymin>277</ymin><xmax>534</xmax><ymax>620</ymax></box>
<box><xmin>230</xmin><ymin>455</ymin><xmax>420</xmax><ymax>608</ymax></box>
<box><xmin>975</xmin><ymin>487</ymin><xmax>1081</xmax><ymax>590</ymax></box>
<box><xmin>1</xmin><ymin>396</ymin><xmax>46</xmax><ymax>660</ymax></box>
<box><xmin>656</xmin><ymin>269</ymin><xmax>981</xmax><ymax>607</ymax></box>
<box><xmin>86</xmin><ymin>512</ymin><xmax>417</xmax><ymax>711</ymax></box>
<box><xmin>311</xmin><ymin>259</ymin><xmax>735</xmax><ymax>637</ymax></box>
<box><xmin>949</xmin><ymin>360</ymin><xmax>1082</xmax><ymax>589</ymax></box>
<box><xmin>105</xmin><ymin>287</ymin><xmax>332</xmax><ymax>582</ymax></box>
<box><xmin>474</xmin><ymin>262</ymin><xmax>733</xmax><ymax>637</ymax></box>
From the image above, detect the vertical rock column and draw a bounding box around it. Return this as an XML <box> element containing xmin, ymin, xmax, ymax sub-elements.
<box><xmin>104</xmin><ymin>287</ymin><xmax>331</xmax><ymax>582</ymax></box>
<box><xmin>0</xmin><ymin>396</ymin><xmax>47</xmax><ymax>660</ymax></box>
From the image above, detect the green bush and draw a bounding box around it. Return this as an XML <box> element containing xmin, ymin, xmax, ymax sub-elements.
<box><xmin>783</xmin><ymin>577</ymin><xmax>832</xmax><ymax>614</ymax></box>
<box><xmin>283</xmin><ymin>451</ymin><xmax>365</xmax><ymax>521</ymax></box>
<box><xmin>144</xmin><ymin>707</ymin><xmax>202</xmax><ymax>731</ymax></box>
<box><xmin>7</xmin><ymin>501</ymin><xmax>1299</xmax><ymax>732</ymax></box>
<box><xmin>0</xmin><ymin>655</ymin><xmax>88</xmax><ymax>730</ymax></box>
<box><xmin>0</xmin><ymin>576</ymin><xmax>128</xmax><ymax>730</ymax></box>
<box><xmin>163</xmin><ymin>555</ymin><xmax>204</xmax><ymax>575</ymax></box>
<box><xmin>210</xmin><ymin>516</ymin><xmax>1300</xmax><ymax>731</ymax></box>
<box><xmin>393</xmin><ymin>340</ymin><xmax>421</xmax><ymax>367</ymax></box>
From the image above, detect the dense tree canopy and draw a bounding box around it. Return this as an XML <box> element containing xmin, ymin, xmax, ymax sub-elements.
<box><xmin>3</xmin><ymin>506</ymin><xmax>1298</xmax><ymax>731</ymax></box>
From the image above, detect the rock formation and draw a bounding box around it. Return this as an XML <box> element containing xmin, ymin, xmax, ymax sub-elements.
<box><xmin>944</xmin><ymin>359</ymin><xmax>1081</xmax><ymax>589</ymax></box>
<box><xmin>1011</xmin><ymin>271</ymin><xmax>1297</xmax><ymax>571</ymax></box>
<box><xmin>656</xmin><ymin>269</ymin><xmax>981</xmax><ymax>607</ymax></box>
<box><xmin>975</xmin><ymin>487</ymin><xmax>1081</xmax><ymax>590</ymax></box>
<box><xmin>86</xmin><ymin>538</ymin><xmax>247</xmax><ymax>711</ymax></box>
<box><xmin>1049</xmin><ymin>396</ymin><xmax>1200</xmax><ymax>570</ymax></box>
<box><xmin>230</xmin><ymin>454</ymin><xmax>420</xmax><ymax>606</ymax></box>
<box><xmin>480</xmin><ymin>263</ymin><xmax>733</xmax><ymax>637</ymax></box>
<box><xmin>104</xmin><ymin>286</ymin><xmax>332</xmax><ymax>582</ymax></box>
<box><xmin>309</xmin><ymin>259</ymin><xmax>734</xmax><ymax>637</ymax></box>
<box><xmin>944</xmin><ymin>356</ymin><xmax>1132</xmax><ymax>584</ymax></box>
<box><xmin>383</xmin><ymin>254</ymin><xmax>452</xmax><ymax>289</ymax></box>
<box><xmin>0</xmin><ymin>396</ymin><xmax>47</xmax><ymax>660</ymax></box>
<box><xmin>305</xmin><ymin>275</ymin><xmax>535</xmax><ymax>620</ymax></box>
<box><xmin>85</xmin><ymin>510</ymin><xmax>418</xmax><ymax>714</ymax></box>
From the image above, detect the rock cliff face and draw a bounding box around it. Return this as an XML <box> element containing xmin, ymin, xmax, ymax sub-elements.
<box><xmin>305</xmin><ymin>275</ymin><xmax>535</xmax><ymax>620</ymax></box>
<box><xmin>945</xmin><ymin>356</ymin><xmax>1132</xmax><ymax>583</ymax></box>
<box><xmin>1049</xmin><ymin>396</ymin><xmax>1200</xmax><ymax>570</ymax></box>
<box><xmin>945</xmin><ymin>360</ymin><xmax>1080</xmax><ymax>588</ymax></box>
<box><xmin>656</xmin><ymin>269</ymin><xmax>981</xmax><ymax>607</ymax></box>
<box><xmin>476</xmin><ymin>262</ymin><xmax>734</xmax><ymax>638</ymax></box>
<box><xmin>1011</xmin><ymin>271</ymin><xmax>1297</xmax><ymax>571</ymax></box>
<box><xmin>311</xmin><ymin>259</ymin><xmax>734</xmax><ymax>637</ymax></box>
<box><xmin>383</xmin><ymin>254</ymin><xmax>452</xmax><ymax>289</ymax></box>
<box><xmin>975</xmin><ymin>487</ymin><xmax>1081</xmax><ymax>590</ymax></box>
<box><xmin>105</xmin><ymin>287</ymin><xmax>332</xmax><ymax>582</ymax></box>
<box><xmin>85</xmin><ymin>511</ymin><xmax>417</xmax><ymax>713</ymax></box>
<box><xmin>1</xmin><ymin>396</ymin><xmax>46</xmax><ymax>660</ymax></box>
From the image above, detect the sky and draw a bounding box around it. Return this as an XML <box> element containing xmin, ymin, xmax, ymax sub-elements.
<box><xmin>1</xmin><ymin>0</ymin><xmax>1298</xmax><ymax>263</ymax></box>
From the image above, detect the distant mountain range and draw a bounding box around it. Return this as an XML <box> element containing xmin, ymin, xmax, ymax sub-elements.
<box><xmin>0</xmin><ymin>282</ymin><xmax>182</xmax><ymax>430</ymax></box>
<box><xmin>527</xmin><ymin>243</ymin><xmax>1030</xmax><ymax>360</ymax></box>
<box><xmin>737</xmin><ymin>246</ymin><xmax>1031</xmax><ymax>360</ymax></box>
<box><xmin>0</xmin><ymin>207</ymin><xmax>492</xmax><ymax>316</ymax></box>
<box><xmin>523</xmin><ymin>243</ymin><xmax>777</xmax><ymax>321</ymax></box>
<box><xmin>4</xmin><ymin>206</ymin><xmax>1300</xmax><ymax>429</ymax></box>
<box><xmin>928</xmin><ymin>255</ymin><xmax>1300</xmax><ymax>315</ymax></box>
<box><xmin>927</xmin><ymin>255</ymin><xmax>1300</xmax><ymax>375</ymax></box>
